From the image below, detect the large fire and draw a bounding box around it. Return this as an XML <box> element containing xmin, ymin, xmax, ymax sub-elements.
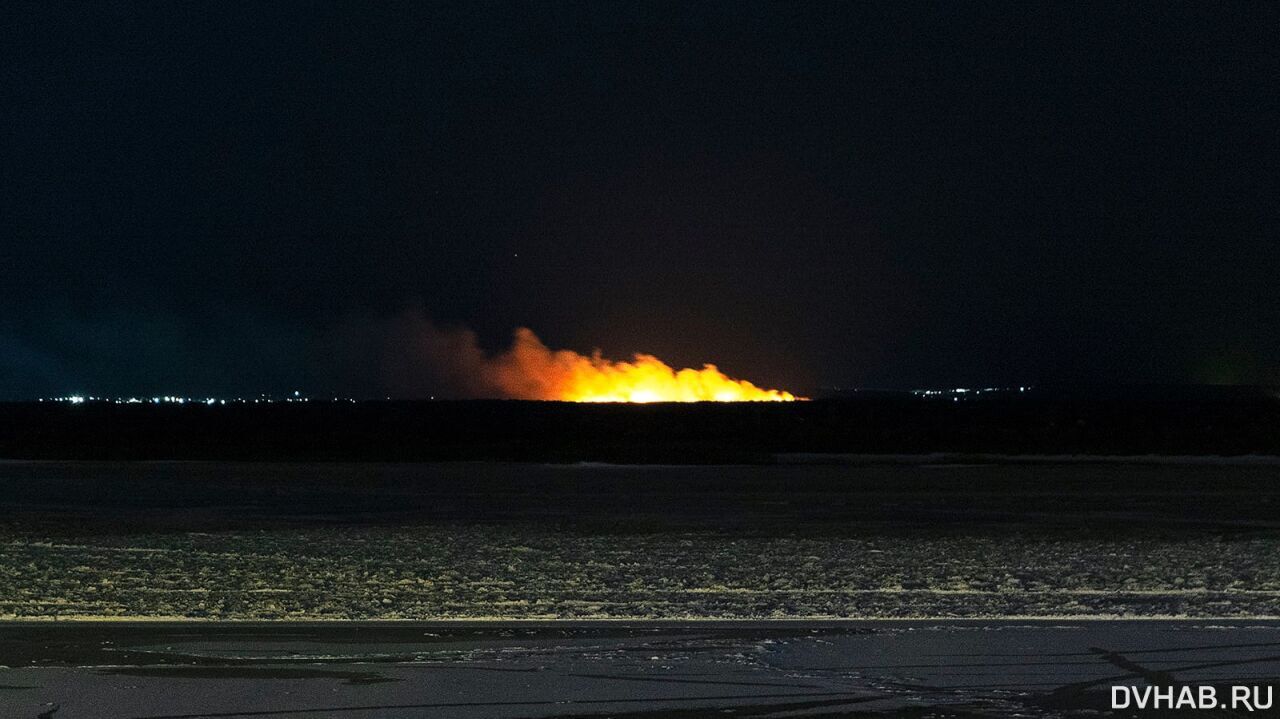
<box><xmin>483</xmin><ymin>328</ymin><xmax>800</xmax><ymax>402</ymax></box>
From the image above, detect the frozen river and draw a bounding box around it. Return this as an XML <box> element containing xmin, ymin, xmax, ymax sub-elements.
<box><xmin>2</xmin><ymin>621</ymin><xmax>1279</xmax><ymax>718</ymax></box>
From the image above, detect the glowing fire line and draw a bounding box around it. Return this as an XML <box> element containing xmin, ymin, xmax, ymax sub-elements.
<box><xmin>487</xmin><ymin>328</ymin><xmax>800</xmax><ymax>403</ymax></box>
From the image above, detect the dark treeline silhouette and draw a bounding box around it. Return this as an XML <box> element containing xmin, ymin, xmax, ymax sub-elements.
<box><xmin>2</xmin><ymin>386</ymin><xmax>1278</xmax><ymax>462</ymax></box>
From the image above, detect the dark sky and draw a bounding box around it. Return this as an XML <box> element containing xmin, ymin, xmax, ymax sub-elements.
<box><xmin>2</xmin><ymin>2</ymin><xmax>1277</xmax><ymax>398</ymax></box>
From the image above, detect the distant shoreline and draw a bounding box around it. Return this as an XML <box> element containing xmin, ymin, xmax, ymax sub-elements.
<box><xmin>4</xmin><ymin>453</ymin><xmax>1280</xmax><ymax>469</ymax></box>
<box><xmin>3</xmin><ymin>391</ymin><xmax>1279</xmax><ymax>462</ymax></box>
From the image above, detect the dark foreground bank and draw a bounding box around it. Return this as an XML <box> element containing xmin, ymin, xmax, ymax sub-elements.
<box><xmin>2</xmin><ymin>386</ymin><xmax>1279</xmax><ymax>462</ymax></box>
<box><xmin>3</xmin><ymin>460</ymin><xmax>1279</xmax><ymax>620</ymax></box>
<box><xmin>3</xmin><ymin>621</ymin><xmax>1279</xmax><ymax>718</ymax></box>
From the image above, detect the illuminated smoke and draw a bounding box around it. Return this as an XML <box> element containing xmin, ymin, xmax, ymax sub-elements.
<box><xmin>479</xmin><ymin>328</ymin><xmax>799</xmax><ymax>402</ymax></box>
<box><xmin>326</xmin><ymin>310</ymin><xmax>801</xmax><ymax>401</ymax></box>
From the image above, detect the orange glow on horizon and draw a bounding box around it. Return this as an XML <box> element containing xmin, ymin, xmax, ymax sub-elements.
<box><xmin>486</xmin><ymin>328</ymin><xmax>801</xmax><ymax>403</ymax></box>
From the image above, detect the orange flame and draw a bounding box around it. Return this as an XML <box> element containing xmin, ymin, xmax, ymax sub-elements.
<box><xmin>484</xmin><ymin>328</ymin><xmax>800</xmax><ymax>402</ymax></box>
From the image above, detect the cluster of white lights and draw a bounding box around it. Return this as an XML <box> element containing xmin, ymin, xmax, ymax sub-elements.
<box><xmin>39</xmin><ymin>391</ymin><xmax>360</xmax><ymax>405</ymax></box>
<box><xmin>911</xmin><ymin>386</ymin><xmax>1032</xmax><ymax>400</ymax></box>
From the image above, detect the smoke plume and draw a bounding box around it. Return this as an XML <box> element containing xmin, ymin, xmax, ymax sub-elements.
<box><xmin>326</xmin><ymin>309</ymin><xmax>798</xmax><ymax>402</ymax></box>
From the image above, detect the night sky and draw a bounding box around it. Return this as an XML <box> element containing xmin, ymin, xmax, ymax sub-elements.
<box><xmin>3</xmin><ymin>2</ymin><xmax>1277</xmax><ymax>399</ymax></box>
